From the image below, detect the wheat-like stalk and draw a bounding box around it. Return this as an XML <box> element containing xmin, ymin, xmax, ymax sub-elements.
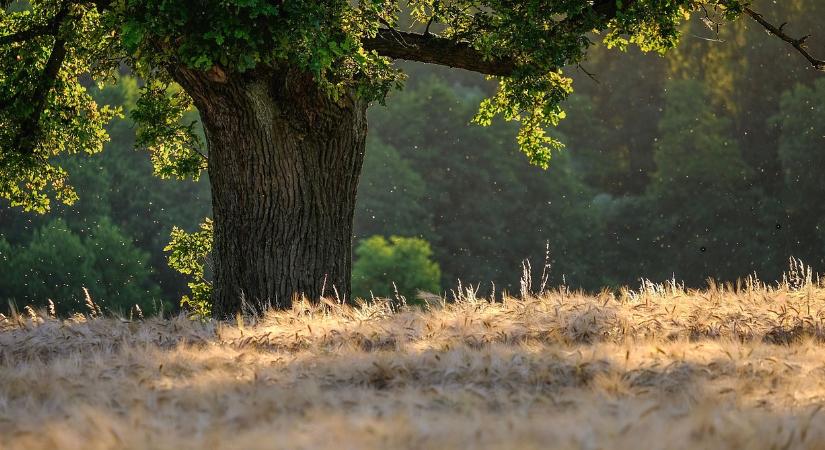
<box><xmin>23</xmin><ymin>305</ymin><xmax>37</xmax><ymax>322</ymax></box>
<box><xmin>82</xmin><ymin>287</ymin><xmax>102</xmax><ymax>318</ymax></box>
<box><xmin>47</xmin><ymin>299</ymin><xmax>56</xmax><ymax>318</ymax></box>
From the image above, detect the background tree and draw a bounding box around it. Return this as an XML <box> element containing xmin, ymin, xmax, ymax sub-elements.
<box><xmin>363</xmin><ymin>75</ymin><xmax>601</xmax><ymax>290</ymax></box>
<box><xmin>351</xmin><ymin>235</ymin><xmax>441</xmax><ymax>303</ymax></box>
<box><xmin>644</xmin><ymin>80</ymin><xmax>776</xmax><ymax>284</ymax></box>
<box><xmin>774</xmin><ymin>79</ymin><xmax>825</xmax><ymax>264</ymax></box>
<box><xmin>0</xmin><ymin>218</ymin><xmax>157</xmax><ymax>314</ymax></box>
<box><xmin>1</xmin><ymin>219</ymin><xmax>96</xmax><ymax>313</ymax></box>
<box><xmin>354</xmin><ymin>137</ymin><xmax>430</xmax><ymax>240</ymax></box>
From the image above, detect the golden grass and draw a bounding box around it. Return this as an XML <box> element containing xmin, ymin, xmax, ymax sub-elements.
<box><xmin>4</xmin><ymin>272</ymin><xmax>825</xmax><ymax>449</ymax></box>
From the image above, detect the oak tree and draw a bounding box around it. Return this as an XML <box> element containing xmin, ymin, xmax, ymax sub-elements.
<box><xmin>1</xmin><ymin>0</ymin><xmax>821</xmax><ymax>316</ymax></box>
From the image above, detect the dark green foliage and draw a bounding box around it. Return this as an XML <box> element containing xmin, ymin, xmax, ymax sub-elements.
<box><xmin>355</xmin><ymin>137</ymin><xmax>430</xmax><ymax>240</ymax></box>
<box><xmin>560</xmin><ymin>47</ymin><xmax>666</xmax><ymax>196</ymax></box>
<box><xmin>652</xmin><ymin>80</ymin><xmax>751</xmax><ymax>195</ymax></box>
<box><xmin>643</xmin><ymin>80</ymin><xmax>775</xmax><ymax>283</ymax></box>
<box><xmin>88</xmin><ymin>77</ymin><xmax>211</xmax><ymax>301</ymax></box>
<box><xmin>2</xmin><ymin>219</ymin><xmax>96</xmax><ymax>312</ymax></box>
<box><xmin>360</xmin><ymin>75</ymin><xmax>602</xmax><ymax>291</ymax></box>
<box><xmin>86</xmin><ymin>217</ymin><xmax>160</xmax><ymax>311</ymax></box>
<box><xmin>773</xmin><ymin>78</ymin><xmax>825</xmax><ymax>263</ymax></box>
<box><xmin>775</xmin><ymin>79</ymin><xmax>825</xmax><ymax>214</ymax></box>
<box><xmin>352</xmin><ymin>235</ymin><xmax>441</xmax><ymax>302</ymax></box>
<box><xmin>0</xmin><ymin>218</ymin><xmax>158</xmax><ymax>314</ymax></box>
<box><xmin>122</xmin><ymin>0</ymin><xmax>401</xmax><ymax>99</ymax></box>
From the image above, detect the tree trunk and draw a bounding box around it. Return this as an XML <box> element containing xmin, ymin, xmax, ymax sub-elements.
<box><xmin>172</xmin><ymin>67</ymin><xmax>368</xmax><ymax>317</ymax></box>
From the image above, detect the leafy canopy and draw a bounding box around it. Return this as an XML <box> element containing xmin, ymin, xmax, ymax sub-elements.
<box><xmin>1</xmin><ymin>0</ymin><xmax>750</xmax><ymax>210</ymax></box>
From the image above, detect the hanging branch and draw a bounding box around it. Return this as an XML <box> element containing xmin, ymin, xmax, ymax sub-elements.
<box><xmin>744</xmin><ymin>7</ymin><xmax>825</xmax><ymax>72</ymax></box>
<box><xmin>8</xmin><ymin>7</ymin><xmax>72</xmax><ymax>155</ymax></box>
<box><xmin>14</xmin><ymin>36</ymin><xmax>68</xmax><ymax>155</ymax></box>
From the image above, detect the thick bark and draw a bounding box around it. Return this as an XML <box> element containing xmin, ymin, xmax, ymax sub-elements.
<box><xmin>172</xmin><ymin>67</ymin><xmax>368</xmax><ymax>317</ymax></box>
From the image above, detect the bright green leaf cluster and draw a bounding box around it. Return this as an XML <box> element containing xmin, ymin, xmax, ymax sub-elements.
<box><xmin>164</xmin><ymin>218</ymin><xmax>213</xmax><ymax>318</ymax></box>
<box><xmin>352</xmin><ymin>235</ymin><xmax>441</xmax><ymax>303</ymax></box>
<box><xmin>131</xmin><ymin>82</ymin><xmax>207</xmax><ymax>180</ymax></box>
<box><xmin>398</xmin><ymin>0</ymin><xmax>741</xmax><ymax>166</ymax></box>
<box><xmin>474</xmin><ymin>72</ymin><xmax>572</xmax><ymax>168</ymax></box>
<box><xmin>1</xmin><ymin>1</ymin><xmax>121</xmax><ymax>211</ymax></box>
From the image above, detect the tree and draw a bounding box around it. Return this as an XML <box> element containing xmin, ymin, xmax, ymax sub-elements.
<box><xmin>89</xmin><ymin>76</ymin><xmax>212</xmax><ymax>299</ymax></box>
<box><xmin>0</xmin><ymin>218</ymin><xmax>158</xmax><ymax>314</ymax></box>
<box><xmin>364</xmin><ymin>75</ymin><xmax>602</xmax><ymax>291</ymax></box>
<box><xmin>560</xmin><ymin>48</ymin><xmax>667</xmax><ymax>196</ymax></box>
<box><xmin>6</xmin><ymin>219</ymin><xmax>98</xmax><ymax>312</ymax></box>
<box><xmin>85</xmin><ymin>217</ymin><xmax>160</xmax><ymax>312</ymax></box>
<box><xmin>354</xmin><ymin>137</ymin><xmax>430</xmax><ymax>240</ymax></box>
<box><xmin>667</xmin><ymin>0</ymin><xmax>825</xmax><ymax>193</ymax></box>
<box><xmin>644</xmin><ymin>80</ymin><xmax>778</xmax><ymax>283</ymax></box>
<box><xmin>352</xmin><ymin>235</ymin><xmax>440</xmax><ymax>302</ymax></box>
<box><xmin>1</xmin><ymin>0</ymin><xmax>822</xmax><ymax>316</ymax></box>
<box><xmin>774</xmin><ymin>78</ymin><xmax>825</xmax><ymax>266</ymax></box>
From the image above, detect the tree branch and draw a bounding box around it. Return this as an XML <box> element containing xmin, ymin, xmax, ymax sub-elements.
<box><xmin>362</xmin><ymin>29</ymin><xmax>517</xmax><ymax>76</ymax></box>
<box><xmin>363</xmin><ymin>0</ymin><xmax>635</xmax><ymax>77</ymax></box>
<box><xmin>13</xmin><ymin>15</ymin><xmax>70</xmax><ymax>155</ymax></box>
<box><xmin>744</xmin><ymin>7</ymin><xmax>825</xmax><ymax>72</ymax></box>
<box><xmin>2</xmin><ymin>1</ymin><xmax>112</xmax><ymax>156</ymax></box>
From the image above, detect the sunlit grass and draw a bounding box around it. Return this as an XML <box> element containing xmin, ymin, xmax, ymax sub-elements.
<box><xmin>3</xmin><ymin>259</ymin><xmax>825</xmax><ymax>449</ymax></box>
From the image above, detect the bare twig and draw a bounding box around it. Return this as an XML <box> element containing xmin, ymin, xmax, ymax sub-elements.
<box><xmin>424</xmin><ymin>16</ymin><xmax>436</xmax><ymax>37</ymax></box>
<box><xmin>744</xmin><ymin>7</ymin><xmax>825</xmax><ymax>72</ymax></box>
<box><xmin>424</xmin><ymin>0</ymin><xmax>440</xmax><ymax>36</ymax></box>
<box><xmin>577</xmin><ymin>64</ymin><xmax>600</xmax><ymax>84</ymax></box>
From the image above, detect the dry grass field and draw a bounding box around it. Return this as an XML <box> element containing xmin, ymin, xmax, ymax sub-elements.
<box><xmin>4</xmin><ymin>263</ymin><xmax>825</xmax><ymax>449</ymax></box>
